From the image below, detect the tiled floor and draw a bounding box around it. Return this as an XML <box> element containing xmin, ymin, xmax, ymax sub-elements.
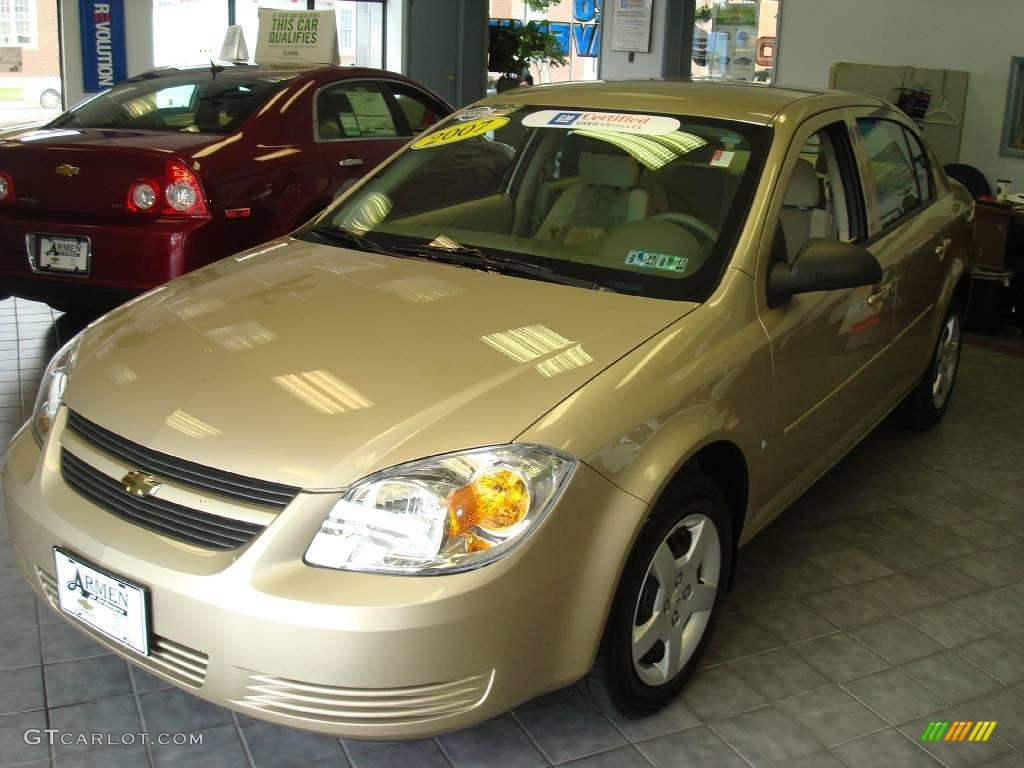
<box><xmin>1</xmin><ymin>295</ymin><xmax>1024</xmax><ymax>768</ymax></box>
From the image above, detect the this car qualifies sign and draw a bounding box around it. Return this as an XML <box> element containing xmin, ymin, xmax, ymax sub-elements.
<box><xmin>253</xmin><ymin>8</ymin><xmax>339</xmax><ymax>65</ymax></box>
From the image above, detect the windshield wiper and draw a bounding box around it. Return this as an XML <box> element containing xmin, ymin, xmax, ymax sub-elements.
<box><xmin>306</xmin><ymin>225</ymin><xmax>397</xmax><ymax>257</ymax></box>
<box><xmin>392</xmin><ymin>244</ymin><xmax>601</xmax><ymax>290</ymax></box>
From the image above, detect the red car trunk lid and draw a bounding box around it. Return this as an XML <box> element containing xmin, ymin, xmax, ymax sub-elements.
<box><xmin>0</xmin><ymin>128</ymin><xmax>217</xmax><ymax>219</ymax></box>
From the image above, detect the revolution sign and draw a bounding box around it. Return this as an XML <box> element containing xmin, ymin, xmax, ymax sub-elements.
<box><xmin>78</xmin><ymin>0</ymin><xmax>127</xmax><ymax>93</ymax></box>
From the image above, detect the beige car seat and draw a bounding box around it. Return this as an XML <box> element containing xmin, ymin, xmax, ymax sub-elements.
<box><xmin>537</xmin><ymin>151</ymin><xmax>650</xmax><ymax>244</ymax></box>
<box><xmin>779</xmin><ymin>158</ymin><xmax>830</xmax><ymax>259</ymax></box>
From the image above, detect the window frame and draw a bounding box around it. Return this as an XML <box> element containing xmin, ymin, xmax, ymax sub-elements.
<box><xmin>853</xmin><ymin>115</ymin><xmax>939</xmax><ymax>242</ymax></box>
<box><xmin>381</xmin><ymin>81</ymin><xmax>449</xmax><ymax>137</ymax></box>
<box><xmin>311</xmin><ymin>77</ymin><xmax>405</xmax><ymax>143</ymax></box>
<box><xmin>0</xmin><ymin>0</ymin><xmax>37</xmax><ymax>47</ymax></box>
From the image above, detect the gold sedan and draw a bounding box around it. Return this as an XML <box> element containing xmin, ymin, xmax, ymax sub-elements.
<box><xmin>3</xmin><ymin>81</ymin><xmax>972</xmax><ymax>739</ymax></box>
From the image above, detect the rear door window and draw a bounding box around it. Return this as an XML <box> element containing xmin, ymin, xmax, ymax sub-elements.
<box><xmin>386</xmin><ymin>82</ymin><xmax>447</xmax><ymax>136</ymax></box>
<box><xmin>316</xmin><ymin>82</ymin><xmax>399</xmax><ymax>141</ymax></box>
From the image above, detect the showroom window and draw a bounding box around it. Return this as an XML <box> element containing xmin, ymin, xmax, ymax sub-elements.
<box><xmin>692</xmin><ymin>0</ymin><xmax>779</xmax><ymax>83</ymax></box>
<box><xmin>153</xmin><ymin>0</ymin><xmax>231</xmax><ymax>66</ymax></box>
<box><xmin>0</xmin><ymin>0</ymin><xmax>34</xmax><ymax>46</ymax></box>
<box><xmin>156</xmin><ymin>1</ymin><xmax>384</xmax><ymax>69</ymax></box>
<box><xmin>0</xmin><ymin>0</ymin><xmax>61</xmax><ymax>126</ymax></box>
<box><xmin>488</xmin><ymin>0</ymin><xmax>601</xmax><ymax>86</ymax></box>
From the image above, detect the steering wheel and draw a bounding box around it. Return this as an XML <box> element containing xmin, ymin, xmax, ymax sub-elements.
<box><xmin>650</xmin><ymin>212</ymin><xmax>719</xmax><ymax>248</ymax></box>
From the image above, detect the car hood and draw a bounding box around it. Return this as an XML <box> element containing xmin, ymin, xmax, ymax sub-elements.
<box><xmin>64</xmin><ymin>239</ymin><xmax>694</xmax><ymax>490</ymax></box>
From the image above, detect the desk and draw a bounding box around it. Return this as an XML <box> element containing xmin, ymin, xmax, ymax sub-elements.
<box><xmin>973</xmin><ymin>202</ymin><xmax>1024</xmax><ymax>269</ymax></box>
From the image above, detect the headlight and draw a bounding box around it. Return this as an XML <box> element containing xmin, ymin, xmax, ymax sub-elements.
<box><xmin>305</xmin><ymin>445</ymin><xmax>576</xmax><ymax>574</ymax></box>
<box><xmin>32</xmin><ymin>333</ymin><xmax>82</xmax><ymax>445</ymax></box>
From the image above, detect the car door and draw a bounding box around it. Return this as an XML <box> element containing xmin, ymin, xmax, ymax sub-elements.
<box><xmin>757</xmin><ymin>111</ymin><xmax>904</xmax><ymax>501</ymax></box>
<box><xmin>850</xmin><ymin>111</ymin><xmax>955</xmax><ymax>388</ymax></box>
<box><xmin>313</xmin><ymin>79</ymin><xmax>408</xmax><ymax>195</ymax></box>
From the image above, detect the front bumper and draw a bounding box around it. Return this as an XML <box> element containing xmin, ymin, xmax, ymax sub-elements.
<box><xmin>3</xmin><ymin>418</ymin><xmax>647</xmax><ymax>739</ymax></box>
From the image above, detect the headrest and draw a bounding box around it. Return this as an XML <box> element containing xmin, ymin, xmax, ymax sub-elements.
<box><xmin>580</xmin><ymin>151</ymin><xmax>640</xmax><ymax>189</ymax></box>
<box><xmin>784</xmin><ymin>158</ymin><xmax>820</xmax><ymax>209</ymax></box>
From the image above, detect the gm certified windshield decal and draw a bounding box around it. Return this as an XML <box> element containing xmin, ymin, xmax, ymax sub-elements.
<box><xmin>412</xmin><ymin>117</ymin><xmax>510</xmax><ymax>149</ymax></box>
<box><xmin>522</xmin><ymin>110</ymin><xmax>681</xmax><ymax>135</ymax></box>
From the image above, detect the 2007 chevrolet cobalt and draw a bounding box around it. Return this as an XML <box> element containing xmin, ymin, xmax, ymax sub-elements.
<box><xmin>4</xmin><ymin>81</ymin><xmax>972</xmax><ymax>738</ymax></box>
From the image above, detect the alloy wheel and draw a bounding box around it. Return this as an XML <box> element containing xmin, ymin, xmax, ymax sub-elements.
<box><xmin>631</xmin><ymin>513</ymin><xmax>721</xmax><ymax>686</ymax></box>
<box><xmin>931</xmin><ymin>313</ymin><xmax>960</xmax><ymax>410</ymax></box>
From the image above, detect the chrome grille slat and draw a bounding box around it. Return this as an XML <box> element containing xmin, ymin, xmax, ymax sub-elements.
<box><xmin>233</xmin><ymin>671</ymin><xmax>494</xmax><ymax>726</ymax></box>
<box><xmin>66</xmin><ymin>410</ymin><xmax>300</xmax><ymax>509</ymax></box>
<box><xmin>61</xmin><ymin>449</ymin><xmax>262</xmax><ymax>550</ymax></box>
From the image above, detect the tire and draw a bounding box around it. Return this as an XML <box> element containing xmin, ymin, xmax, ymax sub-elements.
<box><xmin>895</xmin><ymin>298</ymin><xmax>962</xmax><ymax>429</ymax></box>
<box><xmin>580</xmin><ymin>470</ymin><xmax>733</xmax><ymax>717</ymax></box>
<box><xmin>40</xmin><ymin>89</ymin><xmax>60</xmax><ymax>110</ymax></box>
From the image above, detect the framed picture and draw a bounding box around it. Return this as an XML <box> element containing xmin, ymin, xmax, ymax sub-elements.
<box><xmin>1000</xmin><ymin>57</ymin><xmax>1024</xmax><ymax>158</ymax></box>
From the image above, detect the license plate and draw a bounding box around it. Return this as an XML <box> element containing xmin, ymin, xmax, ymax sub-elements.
<box><xmin>33</xmin><ymin>235</ymin><xmax>90</xmax><ymax>274</ymax></box>
<box><xmin>53</xmin><ymin>548</ymin><xmax>150</xmax><ymax>655</ymax></box>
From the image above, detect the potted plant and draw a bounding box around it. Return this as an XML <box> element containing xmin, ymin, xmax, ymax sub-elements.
<box><xmin>489</xmin><ymin>1</ymin><xmax>569</xmax><ymax>91</ymax></box>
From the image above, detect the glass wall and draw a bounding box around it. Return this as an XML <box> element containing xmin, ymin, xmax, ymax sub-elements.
<box><xmin>692</xmin><ymin>0</ymin><xmax>779</xmax><ymax>83</ymax></box>
<box><xmin>0</xmin><ymin>0</ymin><xmax>61</xmax><ymax>129</ymax></box>
<box><xmin>488</xmin><ymin>0</ymin><xmax>601</xmax><ymax>89</ymax></box>
<box><xmin>156</xmin><ymin>0</ymin><xmax>384</xmax><ymax>71</ymax></box>
<box><xmin>314</xmin><ymin>1</ymin><xmax>383</xmax><ymax>68</ymax></box>
<box><xmin>153</xmin><ymin>0</ymin><xmax>231</xmax><ymax>67</ymax></box>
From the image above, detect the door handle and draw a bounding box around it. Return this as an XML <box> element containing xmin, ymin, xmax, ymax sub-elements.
<box><xmin>338</xmin><ymin>158</ymin><xmax>364</xmax><ymax>168</ymax></box>
<box><xmin>935</xmin><ymin>238</ymin><xmax>952</xmax><ymax>260</ymax></box>
<box><xmin>866</xmin><ymin>283</ymin><xmax>893</xmax><ymax>307</ymax></box>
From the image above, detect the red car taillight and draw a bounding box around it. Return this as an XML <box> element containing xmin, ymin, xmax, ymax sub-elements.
<box><xmin>0</xmin><ymin>171</ymin><xmax>15</xmax><ymax>203</ymax></box>
<box><xmin>127</xmin><ymin>161</ymin><xmax>208</xmax><ymax>217</ymax></box>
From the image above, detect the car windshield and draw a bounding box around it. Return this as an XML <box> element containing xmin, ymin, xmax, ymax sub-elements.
<box><xmin>305</xmin><ymin>104</ymin><xmax>770</xmax><ymax>300</ymax></box>
<box><xmin>50</xmin><ymin>72</ymin><xmax>293</xmax><ymax>134</ymax></box>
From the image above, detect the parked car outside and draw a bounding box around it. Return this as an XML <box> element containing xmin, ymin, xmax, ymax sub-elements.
<box><xmin>4</xmin><ymin>81</ymin><xmax>972</xmax><ymax>739</ymax></box>
<box><xmin>0</xmin><ymin>64</ymin><xmax>451</xmax><ymax>311</ymax></box>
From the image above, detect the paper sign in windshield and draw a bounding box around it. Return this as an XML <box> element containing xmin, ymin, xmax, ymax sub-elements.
<box><xmin>522</xmin><ymin>110</ymin><xmax>681</xmax><ymax>135</ymax></box>
<box><xmin>411</xmin><ymin>117</ymin><xmax>509</xmax><ymax>149</ymax></box>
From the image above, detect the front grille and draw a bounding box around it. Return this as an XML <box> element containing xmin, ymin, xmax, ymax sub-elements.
<box><xmin>233</xmin><ymin>670</ymin><xmax>494</xmax><ymax>727</ymax></box>
<box><xmin>61</xmin><ymin>449</ymin><xmax>264</xmax><ymax>550</ymax></box>
<box><xmin>37</xmin><ymin>567</ymin><xmax>209</xmax><ymax>688</ymax></box>
<box><xmin>65</xmin><ymin>410</ymin><xmax>300</xmax><ymax>510</ymax></box>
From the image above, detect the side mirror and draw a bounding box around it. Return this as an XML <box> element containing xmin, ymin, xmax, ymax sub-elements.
<box><xmin>768</xmin><ymin>238</ymin><xmax>882</xmax><ymax>306</ymax></box>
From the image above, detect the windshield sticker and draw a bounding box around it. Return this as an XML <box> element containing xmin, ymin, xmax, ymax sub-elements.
<box><xmin>522</xmin><ymin>110</ymin><xmax>681</xmax><ymax>135</ymax></box>
<box><xmin>412</xmin><ymin>117</ymin><xmax>509</xmax><ymax>149</ymax></box>
<box><xmin>626</xmin><ymin>251</ymin><xmax>689</xmax><ymax>273</ymax></box>
<box><xmin>710</xmin><ymin>149</ymin><xmax>735</xmax><ymax>168</ymax></box>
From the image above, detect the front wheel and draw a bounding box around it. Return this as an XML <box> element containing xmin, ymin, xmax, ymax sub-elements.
<box><xmin>896</xmin><ymin>298</ymin><xmax>962</xmax><ymax>429</ymax></box>
<box><xmin>581</xmin><ymin>471</ymin><xmax>733</xmax><ymax>716</ymax></box>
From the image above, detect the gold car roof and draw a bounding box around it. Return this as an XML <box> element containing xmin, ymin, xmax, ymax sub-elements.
<box><xmin>478</xmin><ymin>79</ymin><xmax>888</xmax><ymax>126</ymax></box>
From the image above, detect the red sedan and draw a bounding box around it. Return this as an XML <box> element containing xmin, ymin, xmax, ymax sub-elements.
<box><xmin>0</xmin><ymin>65</ymin><xmax>451</xmax><ymax>311</ymax></box>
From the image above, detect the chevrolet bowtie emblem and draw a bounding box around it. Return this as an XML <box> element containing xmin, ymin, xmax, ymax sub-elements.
<box><xmin>55</xmin><ymin>164</ymin><xmax>79</xmax><ymax>177</ymax></box>
<box><xmin>120</xmin><ymin>470</ymin><xmax>161</xmax><ymax>497</ymax></box>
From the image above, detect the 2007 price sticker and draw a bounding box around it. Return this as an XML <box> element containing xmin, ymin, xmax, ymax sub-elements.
<box><xmin>411</xmin><ymin>117</ymin><xmax>509</xmax><ymax>149</ymax></box>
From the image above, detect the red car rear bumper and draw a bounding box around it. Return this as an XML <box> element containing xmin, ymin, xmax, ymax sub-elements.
<box><xmin>0</xmin><ymin>213</ymin><xmax>214</xmax><ymax>310</ymax></box>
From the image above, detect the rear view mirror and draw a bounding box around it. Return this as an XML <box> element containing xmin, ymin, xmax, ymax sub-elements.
<box><xmin>768</xmin><ymin>238</ymin><xmax>882</xmax><ymax>306</ymax></box>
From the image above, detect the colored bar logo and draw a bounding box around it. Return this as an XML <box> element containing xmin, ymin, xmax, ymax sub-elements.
<box><xmin>921</xmin><ymin>721</ymin><xmax>997</xmax><ymax>742</ymax></box>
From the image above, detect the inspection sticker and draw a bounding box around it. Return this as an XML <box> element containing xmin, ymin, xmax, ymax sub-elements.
<box><xmin>522</xmin><ymin>110</ymin><xmax>681</xmax><ymax>135</ymax></box>
<box><xmin>411</xmin><ymin>117</ymin><xmax>509</xmax><ymax>149</ymax></box>
<box><xmin>710</xmin><ymin>149</ymin><xmax>735</xmax><ymax>168</ymax></box>
<box><xmin>626</xmin><ymin>251</ymin><xmax>689</xmax><ymax>272</ymax></box>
